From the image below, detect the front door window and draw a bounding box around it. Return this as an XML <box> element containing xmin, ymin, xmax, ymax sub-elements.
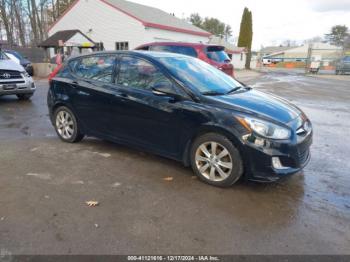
<box><xmin>116</xmin><ymin>56</ymin><xmax>173</xmax><ymax>91</ymax></box>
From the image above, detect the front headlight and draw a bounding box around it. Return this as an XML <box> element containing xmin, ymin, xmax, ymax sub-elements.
<box><xmin>237</xmin><ymin>117</ymin><xmax>291</xmax><ymax>140</ymax></box>
<box><xmin>22</xmin><ymin>71</ymin><xmax>31</xmax><ymax>78</ymax></box>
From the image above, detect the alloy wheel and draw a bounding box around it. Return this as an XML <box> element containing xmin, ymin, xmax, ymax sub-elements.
<box><xmin>195</xmin><ymin>141</ymin><xmax>233</xmax><ymax>182</ymax></box>
<box><xmin>56</xmin><ymin>110</ymin><xmax>75</xmax><ymax>140</ymax></box>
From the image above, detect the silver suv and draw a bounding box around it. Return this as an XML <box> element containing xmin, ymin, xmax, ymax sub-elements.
<box><xmin>0</xmin><ymin>51</ymin><xmax>35</xmax><ymax>100</ymax></box>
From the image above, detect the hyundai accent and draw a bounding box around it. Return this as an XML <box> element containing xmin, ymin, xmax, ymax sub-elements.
<box><xmin>47</xmin><ymin>51</ymin><xmax>312</xmax><ymax>187</ymax></box>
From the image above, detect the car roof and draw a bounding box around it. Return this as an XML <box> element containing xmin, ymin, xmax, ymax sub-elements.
<box><xmin>67</xmin><ymin>50</ymin><xmax>192</xmax><ymax>61</ymax></box>
<box><xmin>135</xmin><ymin>42</ymin><xmax>223</xmax><ymax>49</ymax></box>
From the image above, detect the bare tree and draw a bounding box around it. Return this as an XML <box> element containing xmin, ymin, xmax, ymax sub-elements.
<box><xmin>0</xmin><ymin>0</ymin><xmax>14</xmax><ymax>45</ymax></box>
<box><xmin>0</xmin><ymin>0</ymin><xmax>74</xmax><ymax>47</ymax></box>
<box><xmin>12</xmin><ymin>0</ymin><xmax>26</xmax><ymax>46</ymax></box>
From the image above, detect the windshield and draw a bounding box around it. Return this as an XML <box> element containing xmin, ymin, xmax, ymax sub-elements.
<box><xmin>206</xmin><ymin>46</ymin><xmax>230</xmax><ymax>63</ymax></box>
<box><xmin>6</xmin><ymin>50</ymin><xmax>23</xmax><ymax>60</ymax></box>
<box><xmin>0</xmin><ymin>51</ymin><xmax>9</xmax><ymax>60</ymax></box>
<box><xmin>159</xmin><ymin>56</ymin><xmax>243</xmax><ymax>95</ymax></box>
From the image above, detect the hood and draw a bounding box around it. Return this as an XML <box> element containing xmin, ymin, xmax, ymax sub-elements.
<box><xmin>0</xmin><ymin>59</ymin><xmax>26</xmax><ymax>72</ymax></box>
<box><xmin>20</xmin><ymin>58</ymin><xmax>31</xmax><ymax>66</ymax></box>
<box><xmin>208</xmin><ymin>89</ymin><xmax>302</xmax><ymax>123</ymax></box>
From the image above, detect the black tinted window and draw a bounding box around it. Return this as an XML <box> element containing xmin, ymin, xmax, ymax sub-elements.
<box><xmin>74</xmin><ymin>55</ymin><xmax>115</xmax><ymax>83</ymax></box>
<box><xmin>137</xmin><ymin>46</ymin><xmax>150</xmax><ymax>51</ymax></box>
<box><xmin>150</xmin><ymin>45</ymin><xmax>197</xmax><ymax>57</ymax></box>
<box><xmin>206</xmin><ymin>46</ymin><xmax>230</xmax><ymax>62</ymax></box>
<box><xmin>117</xmin><ymin>56</ymin><xmax>172</xmax><ymax>91</ymax></box>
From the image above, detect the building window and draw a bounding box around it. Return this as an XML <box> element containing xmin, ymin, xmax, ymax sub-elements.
<box><xmin>240</xmin><ymin>53</ymin><xmax>243</xmax><ymax>61</ymax></box>
<box><xmin>115</xmin><ymin>42</ymin><xmax>129</xmax><ymax>50</ymax></box>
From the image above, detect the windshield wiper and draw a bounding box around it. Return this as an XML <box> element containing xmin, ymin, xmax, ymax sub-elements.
<box><xmin>226</xmin><ymin>86</ymin><xmax>243</xmax><ymax>94</ymax></box>
<box><xmin>202</xmin><ymin>91</ymin><xmax>225</xmax><ymax>96</ymax></box>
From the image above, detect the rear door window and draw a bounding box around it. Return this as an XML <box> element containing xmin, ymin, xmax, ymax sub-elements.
<box><xmin>73</xmin><ymin>55</ymin><xmax>116</xmax><ymax>83</ymax></box>
<box><xmin>206</xmin><ymin>46</ymin><xmax>230</xmax><ymax>63</ymax></box>
<box><xmin>150</xmin><ymin>45</ymin><xmax>197</xmax><ymax>57</ymax></box>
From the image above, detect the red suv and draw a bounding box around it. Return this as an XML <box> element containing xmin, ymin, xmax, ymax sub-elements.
<box><xmin>135</xmin><ymin>42</ymin><xmax>234</xmax><ymax>76</ymax></box>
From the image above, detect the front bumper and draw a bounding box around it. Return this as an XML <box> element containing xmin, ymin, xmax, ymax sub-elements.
<box><xmin>241</xmin><ymin>131</ymin><xmax>313</xmax><ymax>182</ymax></box>
<box><xmin>0</xmin><ymin>79</ymin><xmax>36</xmax><ymax>96</ymax></box>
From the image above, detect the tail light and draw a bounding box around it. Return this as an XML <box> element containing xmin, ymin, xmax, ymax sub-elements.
<box><xmin>48</xmin><ymin>64</ymin><xmax>63</xmax><ymax>84</ymax></box>
<box><xmin>219</xmin><ymin>64</ymin><xmax>234</xmax><ymax>77</ymax></box>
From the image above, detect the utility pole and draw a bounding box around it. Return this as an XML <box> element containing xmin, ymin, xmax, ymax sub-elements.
<box><xmin>305</xmin><ymin>43</ymin><xmax>313</xmax><ymax>74</ymax></box>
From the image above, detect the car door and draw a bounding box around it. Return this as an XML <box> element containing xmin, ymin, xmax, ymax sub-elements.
<box><xmin>109</xmin><ymin>55</ymin><xmax>184</xmax><ymax>157</ymax></box>
<box><xmin>68</xmin><ymin>54</ymin><xmax>117</xmax><ymax>136</ymax></box>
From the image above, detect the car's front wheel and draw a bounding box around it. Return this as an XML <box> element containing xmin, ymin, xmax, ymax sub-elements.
<box><xmin>54</xmin><ymin>106</ymin><xmax>84</xmax><ymax>143</ymax></box>
<box><xmin>190</xmin><ymin>133</ymin><xmax>243</xmax><ymax>187</ymax></box>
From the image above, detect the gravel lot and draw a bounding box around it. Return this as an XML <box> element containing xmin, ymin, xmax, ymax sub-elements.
<box><xmin>0</xmin><ymin>71</ymin><xmax>349</xmax><ymax>255</ymax></box>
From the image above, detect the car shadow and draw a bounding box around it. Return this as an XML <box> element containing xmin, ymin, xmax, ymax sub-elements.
<box><xmin>77</xmin><ymin>138</ymin><xmax>304</xmax><ymax>224</ymax></box>
<box><xmin>0</xmin><ymin>95</ymin><xmax>33</xmax><ymax>105</ymax></box>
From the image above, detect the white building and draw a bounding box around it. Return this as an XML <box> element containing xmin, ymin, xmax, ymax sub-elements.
<box><xmin>48</xmin><ymin>0</ymin><xmax>211</xmax><ymax>52</ymax></box>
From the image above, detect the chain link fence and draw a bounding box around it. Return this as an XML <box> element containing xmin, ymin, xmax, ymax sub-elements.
<box><xmin>255</xmin><ymin>47</ymin><xmax>350</xmax><ymax>76</ymax></box>
<box><xmin>305</xmin><ymin>45</ymin><xmax>347</xmax><ymax>75</ymax></box>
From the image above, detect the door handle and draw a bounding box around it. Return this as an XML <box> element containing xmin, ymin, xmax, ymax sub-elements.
<box><xmin>113</xmin><ymin>92</ymin><xmax>128</xmax><ymax>98</ymax></box>
<box><xmin>71</xmin><ymin>80</ymin><xmax>78</xmax><ymax>88</ymax></box>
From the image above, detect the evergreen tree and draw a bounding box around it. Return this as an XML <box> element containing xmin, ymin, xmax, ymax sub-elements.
<box><xmin>238</xmin><ymin>7</ymin><xmax>253</xmax><ymax>69</ymax></box>
<box><xmin>325</xmin><ymin>25</ymin><xmax>349</xmax><ymax>47</ymax></box>
<box><xmin>189</xmin><ymin>13</ymin><xmax>232</xmax><ymax>39</ymax></box>
<box><xmin>189</xmin><ymin>13</ymin><xmax>203</xmax><ymax>28</ymax></box>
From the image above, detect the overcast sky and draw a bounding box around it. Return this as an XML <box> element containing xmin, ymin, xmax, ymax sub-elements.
<box><xmin>131</xmin><ymin>0</ymin><xmax>350</xmax><ymax>50</ymax></box>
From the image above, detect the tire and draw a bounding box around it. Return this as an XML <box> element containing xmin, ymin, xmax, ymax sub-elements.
<box><xmin>54</xmin><ymin>106</ymin><xmax>84</xmax><ymax>143</ymax></box>
<box><xmin>17</xmin><ymin>93</ymin><xmax>33</xmax><ymax>100</ymax></box>
<box><xmin>190</xmin><ymin>133</ymin><xmax>243</xmax><ymax>187</ymax></box>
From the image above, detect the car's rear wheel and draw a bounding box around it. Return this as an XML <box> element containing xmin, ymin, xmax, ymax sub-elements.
<box><xmin>54</xmin><ymin>106</ymin><xmax>84</xmax><ymax>143</ymax></box>
<box><xmin>17</xmin><ymin>93</ymin><xmax>33</xmax><ymax>100</ymax></box>
<box><xmin>190</xmin><ymin>133</ymin><xmax>243</xmax><ymax>187</ymax></box>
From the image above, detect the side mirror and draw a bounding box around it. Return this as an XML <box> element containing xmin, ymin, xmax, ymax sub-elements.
<box><xmin>151</xmin><ymin>83</ymin><xmax>182</xmax><ymax>100</ymax></box>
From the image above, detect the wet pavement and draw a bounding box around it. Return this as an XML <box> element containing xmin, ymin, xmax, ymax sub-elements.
<box><xmin>0</xmin><ymin>72</ymin><xmax>349</xmax><ymax>255</ymax></box>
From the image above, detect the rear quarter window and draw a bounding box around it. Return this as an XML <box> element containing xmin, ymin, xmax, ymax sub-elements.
<box><xmin>72</xmin><ymin>55</ymin><xmax>115</xmax><ymax>83</ymax></box>
<box><xmin>56</xmin><ymin>64</ymin><xmax>71</xmax><ymax>78</ymax></box>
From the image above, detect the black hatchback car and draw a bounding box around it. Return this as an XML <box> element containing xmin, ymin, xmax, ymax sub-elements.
<box><xmin>48</xmin><ymin>51</ymin><xmax>312</xmax><ymax>187</ymax></box>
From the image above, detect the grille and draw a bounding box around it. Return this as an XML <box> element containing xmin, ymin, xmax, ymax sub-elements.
<box><xmin>0</xmin><ymin>80</ymin><xmax>25</xmax><ymax>84</ymax></box>
<box><xmin>0</xmin><ymin>70</ymin><xmax>23</xmax><ymax>80</ymax></box>
<box><xmin>298</xmin><ymin>148</ymin><xmax>309</xmax><ymax>164</ymax></box>
<box><xmin>297</xmin><ymin>135</ymin><xmax>312</xmax><ymax>164</ymax></box>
